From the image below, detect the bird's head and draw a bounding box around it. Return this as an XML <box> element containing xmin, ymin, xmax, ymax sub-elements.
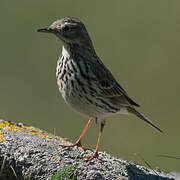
<box><xmin>37</xmin><ymin>17</ymin><xmax>93</xmax><ymax>49</ymax></box>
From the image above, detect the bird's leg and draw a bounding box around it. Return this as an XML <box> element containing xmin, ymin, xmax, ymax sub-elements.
<box><xmin>61</xmin><ymin>119</ymin><xmax>92</xmax><ymax>152</ymax></box>
<box><xmin>80</xmin><ymin>121</ymin><xmax>105</xmax><ymax>161</ymax></box>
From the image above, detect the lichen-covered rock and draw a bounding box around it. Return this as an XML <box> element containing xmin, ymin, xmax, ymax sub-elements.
<box><xmin>0</xmin><ymin>120</ymin><xmax>176</xmax><ymax>180</ymax></box>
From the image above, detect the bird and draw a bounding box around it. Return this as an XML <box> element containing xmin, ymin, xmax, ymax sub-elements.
<box><xmin>37</xmin><ymin>17</ymin><xmax>163</xmax><ymax>161</ymax></box>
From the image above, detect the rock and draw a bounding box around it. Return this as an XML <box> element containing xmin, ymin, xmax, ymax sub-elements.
<box><xmin>0</xmin><ymin>120</ymin><xmax>176</xmax><ymax>180</ymax></box>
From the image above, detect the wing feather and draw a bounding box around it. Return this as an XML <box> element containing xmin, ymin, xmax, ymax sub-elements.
<box><xmin>86</xmin><ymin>57</ymin><xmax>140</xmax><ymax>107</ymax></box>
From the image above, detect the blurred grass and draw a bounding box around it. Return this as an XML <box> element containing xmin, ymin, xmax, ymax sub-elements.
<box><xmin>0</xmin><ymin>0</ymin><xmax>180</xmax><ymax>172</ymax></box>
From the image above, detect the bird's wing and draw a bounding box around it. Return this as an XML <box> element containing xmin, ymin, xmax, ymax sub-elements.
<box><xmin>86</xmin><ymin>57</ymin><xmax>140</xmax><ymax>107</ymax></box>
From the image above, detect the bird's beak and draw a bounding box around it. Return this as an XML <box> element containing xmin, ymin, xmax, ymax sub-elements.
<box><xmin>37</xmin><ymin>28</ymin><xmax>54</xmax><ymax>33</ymax></box>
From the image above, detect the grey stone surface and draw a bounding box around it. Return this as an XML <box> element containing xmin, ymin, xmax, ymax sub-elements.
<box><xmin>0</xmin><ymin>120</ymin><xmax>176</xmax><ymax>180</ymax></box>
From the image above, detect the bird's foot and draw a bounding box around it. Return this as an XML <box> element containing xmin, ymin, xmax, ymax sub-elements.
<box><xmin>61</xmin><ymin>140</ymin><xmax>89</xmax><ymax>152</ymax></box>
<box><xmin>79</xmin><ymin>151</ymin><xmax>99</xmax><ymax>162</ymax></box>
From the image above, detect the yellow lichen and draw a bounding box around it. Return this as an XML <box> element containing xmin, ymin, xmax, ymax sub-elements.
<box><xmin>0</xmin><ymin>132</ymin><xmax>5</xmax><ymax>142</ymax></box>
<box><xmin>0</xmin><ymin>121</ymin><xmax>67</xmax><ymax>143</ymax></box>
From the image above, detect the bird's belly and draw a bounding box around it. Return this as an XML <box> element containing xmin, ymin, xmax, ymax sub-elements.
<box><xmin>61</xmin><ymin>84</ymin><xmax>98</xmax><ymax>118</ymax></box>
<box><xmin>57</xmin><ymin>77</ymin><xmax>118</xmax><ymax>119</ymax></box>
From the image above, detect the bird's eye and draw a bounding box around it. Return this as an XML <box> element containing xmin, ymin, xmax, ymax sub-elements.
<box><xmin>62</xmin><ymin>26</ymin><xmax>70</xmax><ymax>32</ymax></box>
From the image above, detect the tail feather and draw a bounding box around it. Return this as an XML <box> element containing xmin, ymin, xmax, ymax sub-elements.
<box><xmin>127</xmin><ymin>107</ymin><xmax>163</xmax><ymax>133</ymax></box>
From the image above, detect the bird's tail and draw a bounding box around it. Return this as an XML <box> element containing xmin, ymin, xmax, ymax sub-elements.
<box><xmin>127</xmin><ymin>107</ymin><xmax>163</xmax><ymax>133</ymax></box>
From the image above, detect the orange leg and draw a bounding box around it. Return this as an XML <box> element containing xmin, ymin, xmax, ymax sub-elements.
<box><xmin>80</xmin><ymin>121</ymin><xmax>105</xmax><ymax>161</ymax></box>
<box><xmin>61</xmin><ymin>119</ymin><xmax>92</xmax><ymax>151</ymax></box>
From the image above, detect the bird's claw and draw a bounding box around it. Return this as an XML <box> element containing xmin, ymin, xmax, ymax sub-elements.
<box><xmin>79</xmin><ymin>152</ymin><xmax>99</xmax><ymax>162</ymax></box>
<box><xmin>61</xmin><ymin>140</ymin><xmax>89</xmax><ymax>152</ymax></box>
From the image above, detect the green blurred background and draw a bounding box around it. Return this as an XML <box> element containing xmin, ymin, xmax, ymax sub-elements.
<box><xmin>0</xmin><ymin>0</ymin><xmax>180</xmax><ymax>172</ymax></box>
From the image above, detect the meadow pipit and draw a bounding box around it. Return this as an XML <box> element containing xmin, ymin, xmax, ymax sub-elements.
<box><xmin>37</xmin><ymin>17</ymin><xmax>163</xmax><ymax>161</ymax></box>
